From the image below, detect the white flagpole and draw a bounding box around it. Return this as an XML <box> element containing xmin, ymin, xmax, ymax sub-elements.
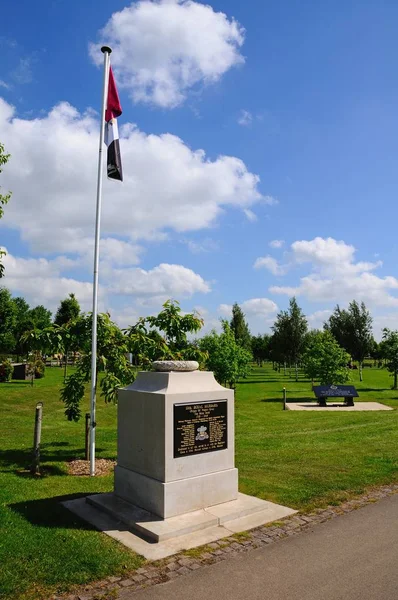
<box><xmin>90</xmin><ymin>45</ymin><xmax>111</xmax><ymax>477</ymax></box>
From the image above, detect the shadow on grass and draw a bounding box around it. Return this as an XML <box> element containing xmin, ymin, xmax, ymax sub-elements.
<box><xmin>259</xmin><ymin>397</ymin><xmax>285</xmax><ymax>403</ymax></box>
<box><xmin>1</xmin><ymin>381</ymin><xmax>32</xmax><ymax>387</ymax></box>
<box><xmin>9</xmin><ymin>493</ymin><xmax>96</xmax><ymax>530</ymax></box>
<box><xmin>239</xmin><ymin>378</ymin><xmax>301</xmax><ymax>384</ymax></box>
<box><xmin>0</xmin><ymin>442</ymin><xmax>105</xmax><ymax>475</ymax></box>
<box><xmin>261</xmin><ymin>396</ymin><xmax>315</xmax><ymax>403</ymax></box>
<box><xmin>359</xmin><ymin>387</ymin><xmax>391</xmax><ymax>393</ymax></box>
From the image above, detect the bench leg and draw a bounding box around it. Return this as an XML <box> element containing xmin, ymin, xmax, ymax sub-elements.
<box><xmin>344</xmin><ymin>397</ymin><xmax>354</xmax><ymax>407</ymax></box>
<box><xmin>318</xmin><ymin>398</ymin><xmax>327</xmax><ymax>407</ymax></box>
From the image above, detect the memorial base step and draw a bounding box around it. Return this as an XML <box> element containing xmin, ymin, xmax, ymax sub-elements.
<box><xmin>63</xmin><ymin>493</ymin><xmax>297</xmax><ymax>560</ymax></box>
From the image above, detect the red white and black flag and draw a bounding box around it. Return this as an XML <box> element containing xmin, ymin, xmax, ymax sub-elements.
<box><xmin>105</xmin><ymin>67</ymin><xmax>123</xmax><ymax>181</ymax></box>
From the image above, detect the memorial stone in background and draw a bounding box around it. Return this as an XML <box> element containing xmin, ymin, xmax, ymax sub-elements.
<box><xmin>313</xmin><ymin>385</ymin><xmax>359</xmax><ymax>398</ymax></box>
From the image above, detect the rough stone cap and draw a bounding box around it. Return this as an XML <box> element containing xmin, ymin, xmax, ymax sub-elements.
<box><xmin>152</xmin><ymin>360</ymin><xmax>199</xmax><ymax>372</ymax></box>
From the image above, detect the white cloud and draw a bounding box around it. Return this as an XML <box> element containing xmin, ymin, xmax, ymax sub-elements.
<box><xmin>12</xmin><ymin>57</ymin><xmax>34</xmax><ymax>85</ymax></box>
<box><xmin>269</xmin><ymin>239</ymin><xmax>284</xmax><ymax>249</ymax></box>
<box><xmin>218</xmin><ymin>303</ymin><xmax>232</xmax><ymax>316</ymax></box>
<box><xmin>2</xmin><ymin>249</ymin><xmax>210</xmax><ymax>317</ymax></box>
<box><xmin>269</xmin><ymin>237</ymin><xmax>398</xmax><ymax>308</ymax></box>
<box><xmin>373</xmin><ymin>313</ymin><xmax>398</xmax><ymax>341</ymax></box>
<box><xmin>109</xmin><ymin>263</ymin><xmax>210</xmax><ymax>298</ymax></box>
<box><xmin>307</xmin><ymin>309</ymin><xmax>332</xmax><ymax>330</ymax></box>
<box><xmin>263</xmin><ymin>195</ymin><xmax>278</xmax><ymax>206</ymax></box>
<box><xmin>243</xmin><ymin>208</ymin><xmax>257</xmax><ymax>222</ymax></box>
<box><xmin>254</xmin><ymin>255</ymin><xmax>286</xmax><ymax>276</ymax></box>
<box><xmin>238</xmin><ymin>109</ymin><xmax>252</xmax><ymax>126</ymax></box>
<box><xmin>100</xmin><ymin>238</ymin><xmax>142</xmax><ymax>266</ymax></box>
<box><xmin>1</xmin><ymin>250</ymin><xmax>95</xmax><ymax>312</ymax></box>
<box><xmin>218</xmin><ymin>298</ymin><xmax>277</xmax><ymax>318</ymax></box>
<box><xmin>184</xmin><ymin>238</ymin><xmax>219</xmax><ymax>254</ymax></box>
<box><xmin>290</xmin><ymin>237</ymin><xmax>382</xmax><ymax>276</ymax></box>
<box><xmin>193</xmin><ymin>305</ymin><xmax>208</xmax><ymax>318</ymax></box>
<box><xmin>0</xmin><ymin>98</ymin><xmax>264</xmax><ymax>254</ymax></box>
<box><xmin>90</xmin><ymin>0</ymin><xmax>245</xmax><ymax>108</ymax></box>
<box><xmin>0</xmin><ymin>80</ymin><xmax>10</xmax><ymax>90</ymax></box>
<box><xmin>108</xmin><ymin>306</ymin><xmax>139</xmax><ymax>329</ymax></box>
<box><xmin>241</xmin><ymin>298</ymin><xmax>278</xmax><ymax>316</ymax></box>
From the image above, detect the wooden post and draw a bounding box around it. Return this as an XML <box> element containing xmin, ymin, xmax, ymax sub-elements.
<box><xmin>31</xmin><ymin>402</ymin><xmax>43</xmax><ymax>475</ymax></box>
<box><xmin>85</xmin><ymin>413</ymin><xmax>91</xmax><ymax>461</ymax></box>
<box><xmin>283</xmin><ymin>387</ymin><xmax>287</xmax><ymax>410</ymax></box>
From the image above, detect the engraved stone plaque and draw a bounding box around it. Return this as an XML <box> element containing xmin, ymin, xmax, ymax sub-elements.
<box><xmin>174</xmin><ymin>400</ymin><xmax>228</xmax><ymax>458</ymax></box>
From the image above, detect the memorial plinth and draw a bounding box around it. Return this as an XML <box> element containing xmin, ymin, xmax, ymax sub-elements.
<box><xmin>67</xmin><ymin>362</ymin><xmax>296</xmax><ymax>558</ymax></box>
<box><xmin>114</xmin><ymin>368</ymin><xmax>238</xmax><ymax>518</ymax></box>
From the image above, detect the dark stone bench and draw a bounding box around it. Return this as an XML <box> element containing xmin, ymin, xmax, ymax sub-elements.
<box><xmin>313</xmin><ymin>385</ymin><xmax>359</xmax><ymax>407</ymax></box>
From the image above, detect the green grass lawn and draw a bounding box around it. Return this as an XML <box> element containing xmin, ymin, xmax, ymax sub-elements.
<box><xmin>1</xmin><ymin>364</ymin><xmax>397</xmax><ymax>600</ymax></box>
<box><xmin>236</xmin><ymin>364</ymin><xmax>398</xmax><ymax>509</ymax></box>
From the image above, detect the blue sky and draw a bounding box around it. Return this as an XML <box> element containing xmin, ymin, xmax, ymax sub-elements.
<box><xmin>1</xmin><ymin>0</ymin><xmax>398</xmax><ymax>338</ymax></box>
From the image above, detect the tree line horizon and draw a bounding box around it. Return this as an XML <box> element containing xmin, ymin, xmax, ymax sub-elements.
<box><xmin>2</xmin><ymin>287</ymin><xmax>398</xmax><ymax>407</ymax></box>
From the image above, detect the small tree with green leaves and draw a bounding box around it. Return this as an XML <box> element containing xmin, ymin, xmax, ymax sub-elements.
<box><xmin>199</xmin><ymin>320</ymin><xmax>252</xmax><ymax>388</ymax></box>
<box><xmin>12</xmin><ymin>297</ymin><xmax>31</xmax><ymax>360</ymax></box>
<box><xmin>0</xmin><ymin>287</ymin><xmax>16</xmax><ymax>355</ymax></box>
<box><xmin>230</xmin><ymin>303</ymin><xmax>252</xmax><ymax>351</ymax></box>
<box><xmin>0</xmin><ymin>359</ymin><xmax>13</xmax><ymax>382</ymax></box>
<box><xmin>326</xmin><ymin>301</ymin><xmax>373</xmax><ymax>381</ymax></box>
<box><xmin>144</xmin><ymin>299</ymin><xmax>204</xmax><ymax>358</ymax></box>
<box><xmin>380</xmin><ymin>328</ymin><xmax>398</xmax><ymax>389</ymax></box>
<box><xmin>54</xmin><ymin>293</ymin><xmax>81</xmax><ymax>380</ymax></box>
<box><xmin>60</xmin><ymin>300</ymin><xmax>205</xmax><ymax>422</ymax></box>
<box><xmin>270</xmin><ymin>297</ymin><xmax>308</xmax><ymax>380</ymax></box>
<box><xmin>302</xmin><ymin>330</ymin><xmax>350</xmax><ymax>385</ymax></box>
<box><xmin>60</xmin><ymin>313</ymin><xmax>135</xmax><ymax>421</ymax></box>
<box><xmin>0</xmin><ymin>142</ymin><xmax>11</xmax><ymax>279</ymax></box>
<box><xmin>54</xmin><ymin>293</ymin><xmax>81</xmax><ymax>326</ymax></box>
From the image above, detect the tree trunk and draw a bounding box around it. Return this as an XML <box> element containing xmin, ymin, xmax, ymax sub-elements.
<box><xmin>394</xmin><ymin>370</ymin><xmax>397</xmax><ymax>390</ymax></box>
<box><xmin>295</xmin><ymin>362</ymin><xmax>298</xmax><ymax>382</ymax></box>
<box><xmin>63</xmin><ymin>351</ymin><xmax>68</xmax><ymax>383</ymax></box>
<box><xmin>283</xmin><ymin>362</ymin><xmax>286</xmax><ymax>376</ymax></box>
<box><xmin>359</xmin><ymin>361</ymin><xmax>363</xmax><ymax>382</ymax></box>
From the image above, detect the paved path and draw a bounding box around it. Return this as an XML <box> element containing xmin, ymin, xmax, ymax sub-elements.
<box><xmin>126</xmin><ymin>494</ymin><xmax>398</xmax><ymax>600</ymax></box>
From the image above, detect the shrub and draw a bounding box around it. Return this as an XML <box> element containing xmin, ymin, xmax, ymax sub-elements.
<box><xmin>0</xmin><ymin>359</ymin><xmax>13</xmax><ymax>383</ymax></box>
<box><xmin>26</xmin><ymin>354</ymin><xmax>46</xmax><ymax>381</ymax></box>
<box><xmin>34</xmin><ymin>359</ymin><xmax>46</xmax><ymax>379</ymax></box>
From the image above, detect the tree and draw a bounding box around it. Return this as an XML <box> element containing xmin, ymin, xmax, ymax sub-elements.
<box><xmin>144</xmin><ymin>299</ymin><xmax>203</xmax><ymax>357</ymax></box>
<box><xmin>326</xmin><ymin>301</ymin><xmax>373</xmax><ymax>381</ymax></box>
<box><xmin>380</xmin><ymin>329</ymin><xmax>398</xmax><ymax>389</ymax></box>
<box><xmin>61</xmin><ymin>313</ymin><xmax>135</xmax><ymax>421</ymax></box>
<box><xmin>287</xmin><ymin>297</ymin><xmax>308</xmax><ymax>381</ymax></box>
<box><xmin>230</xmin><ymin>303</ymin><xmax>251</xmax><ymax>351</ymax></box>
<box><xmin>270</xmin><ymin>297</ymin><xmax>308</xmax><ymax>381</ymax></box>
<box><xmin>12</xmin><ymin>297</ymin><xmax>31</xmax><ymax>360</ymax></box>
<box><xmin>199</xmin><ymin>321</ymin><xmax>252</xmax><ymax>388</ymax></box>
<box><xmin>0</xmin><ymin>287</ymin><xmax>16</xmax><ymax>354</ymax></box>
<box><xmin>54</xmin><ymin>293</ymin><xmax>80</xmax><ymax>326</ymax></box>
<box><xmin>29</xmin><ymin>305</ymin><xmax>52</xmax><ymax>330</ymax></box>
<box><xmin>302</xmin><ymin>330</ymin><xmax>350</xmax><ymax>385</ymax></box>
<box><xmin>51</xmin><ymin>300</ymin><xmax>204</xmax><ymax>421</ymax></box>
<box><xmin>54</xmin><ymin>294</ymin><xmax>81</xmax><ymax>380</ymax></box>
<box><xmin>0</xmin><ymin>142</ymin><xmax>11</xmax><ymax>279</ymax></box>
<box><xmin>251</xmin><ymin>334</ymin><xmax>270</xmax><ymax>366</ymax></box>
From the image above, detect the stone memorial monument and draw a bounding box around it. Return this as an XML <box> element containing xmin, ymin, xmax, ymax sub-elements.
<box><xmin>111</xmin><ymin>360</ymin><xmax>237</xmax><ymax>519</ymax></box>
<box><xmin>66</xmin><ymin>361</ymin><xmax>295</xmax><ymax>558</ymax></box>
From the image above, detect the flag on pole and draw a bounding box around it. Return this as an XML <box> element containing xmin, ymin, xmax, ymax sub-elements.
<box><xmin>105</xmin><ymin>67</ymin><xmax>123</xmax><ymax>181</ymax></box>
